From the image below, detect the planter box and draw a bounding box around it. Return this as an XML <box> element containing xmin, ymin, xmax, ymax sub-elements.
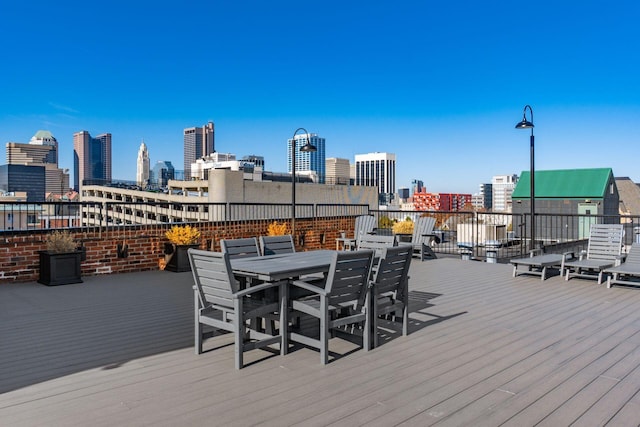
<box><xmin>38</xmin><ymin>251</ymin><xmax>83</xmax><ymax>286</ymax></box>
<box><xmin>165</xmin><ymin>244</ymin><xmax>199</xmax><ymax>272</ymax></box>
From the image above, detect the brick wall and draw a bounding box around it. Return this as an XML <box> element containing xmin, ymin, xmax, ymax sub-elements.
<box><xmin>0</xmin><ymin>218</ymin><xmax>354</xmax><ymax>284</ymax></box>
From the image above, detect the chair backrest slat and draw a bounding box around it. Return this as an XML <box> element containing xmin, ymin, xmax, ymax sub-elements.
<box><xmin>354</xmin><ymin>215</ymin><xmax>376</xmax><ymax>242</ymax></box>
<box><xmin>260</xmin><ymin>235</ymin><xmax>295</xmax><ymax>256</ymax></box>
<box><xmin>357</xmin><ymin>234</ymin><xmax>397</xmax><ymax>257</ymax></box>
<box><xmin>372</xmin><ymin>245</ymin><xmax>412</xmax><ymax>296</ymax></box>
<box><xmin>625</xmin><ymin>244</ymin><xmax>640</xmax><ymax>264</ymax></box>
<box><xmin>412</xmin><ymin>216</ymin><xmax>436</xmax><ymax>245</ymax></box>
<box><xmin>586</xmin><ymin>224</ymin><xmax>623</xmax><ymax>261</ymax></box>
<box><xmin>324</xmin><ymin>250</ymin><xmax>374</xmax><ymax>309</ymax></box>
<box><xmin>220</xmin><ymin>238</ymin><xmax>260</xmax><ymax>259</ymax></box>
<box><xmin>189</xmin><ymin>249</ymin><xmax>237</xmax><ymax>310</ymax></box>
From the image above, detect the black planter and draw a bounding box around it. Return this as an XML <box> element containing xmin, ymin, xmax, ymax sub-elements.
<box><xmin>38</xmin><ymin>251</ymin><xmax>83</xmax><ymax>286</ymax></box>
<box><xmin>165</xmin><ymin>244</ymin><xmax>199</xmax><ymax>272</ymax></box>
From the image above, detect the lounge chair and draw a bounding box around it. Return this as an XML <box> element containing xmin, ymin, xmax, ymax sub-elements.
<box><xmin>344</xmin><ymin>215</ymin><xmax>377</xmax><ymax>250</ymax></box>
<box><xmin>188</xmin><ymin>249</ymin><xmax>287</xmax><ymax>369</ymax></box>
<box><xmin>409</xmin><ymin>216</ymin><xmax>438</xmax><ymax>261</ymax></box>
<box><xmin>510</xmin><ymin>249</ymin><xmax>574</xmax><ymax>281</ymax></box>
<box><xmin>606</xmin><ymin>244</ymin><xmax>640</xmax><ymax>288</ymax></box>
<box><xmin>562</xmin><ymin>224</ymin><xmax>624</xmax><ymax>284</ymax></box>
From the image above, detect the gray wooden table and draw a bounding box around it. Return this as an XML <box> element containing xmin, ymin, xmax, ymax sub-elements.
<box><xmin>230</xmin><ymin>250</ymin><xmax>335</xmax><ymax>282</ymax></box>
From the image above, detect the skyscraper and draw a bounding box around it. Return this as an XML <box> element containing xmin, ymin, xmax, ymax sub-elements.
<box><xmin>183</xmin><ymin>122</ymin><xmax>215</xmax><ymax>180</ymax></box>
<box><xmin>152</xmin><ymin>161</ymin><xmax>175</xmax><ymax>187</ymax></box>
<box><xmin>355</xmin><ymin>152</ymin><xmax>396</xmax><ymax>195</ymax></box>
<box><xmin>325</xmin><ymin>157</ymin><xmax>350</xmax><ymax>185</ymax></box>
<box><xmin>73</xmin><ymin>131</ymin><xmax>112</xmax><ymax>190</ymax></box>
<box><xmin>287</xmin><ymin>133</ymin><xmax>326</xmax><ymax>183</ymax></box>
<box><xmin>492</xmin><ymin>174</ymin><xmax>518</xmax><ymax>212</ymax></box>
<box><xmin>6</xmin><ymin>130</ymin><xmax>68</xmax><ymax>194</ymax></box>
<box><xmin>136</xmin><ymin>141</ymin><xmax>150</xmax><ymax>187</ymax></box>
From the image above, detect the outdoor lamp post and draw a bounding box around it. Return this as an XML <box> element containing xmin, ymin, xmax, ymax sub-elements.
<box><xmin>290</xmin><ymin>128</ymin><xmax>317</xmax><ymax>240</ymax></box>
<box><xmin>515</xmin><ymin>105</ymin><xmax>535</xmax><ymax>249</ymax></box>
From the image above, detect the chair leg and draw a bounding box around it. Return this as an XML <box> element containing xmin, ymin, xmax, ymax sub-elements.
<box><xmin>320</xmin><ymin>296</ymin><xmax>329</xmax><ymax>365</ymax></box>
<box><xmin>280</xmin><ymin>282</ymin><xmax>288</xmax><ymax>356</ymax></box>
<box><xmin>234</xmin><ymin>298</ymin><xmax>244</xmax><ymax>370</ymax></box>
<box><xmin>194</xmin><ymin>289</ymin><xmax>203</xmax><ymax>354</ymax></box>
<box><xmin>363</xmin><ymin>291</ymin><xmax>371</xmax><ymax>352</ymax></box>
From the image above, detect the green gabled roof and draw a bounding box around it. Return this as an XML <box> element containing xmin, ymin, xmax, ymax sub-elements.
<box><xmin>512</xmin><ymin>168</ymin><xmax>613</xmax><ymax>199</ymax></box>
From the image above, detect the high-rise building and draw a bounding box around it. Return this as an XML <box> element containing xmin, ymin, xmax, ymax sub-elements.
<box><xmin>73</xmin><ymin>131</ymin><xmax>112</xmax><ymax>190</ymax></box>
<box><xmin>0</xmin><ymin>164</ymin><xmax>46</xmax><ymax>202</ymax></box>
<box><xmin>6</xmin><ymin>130</ymin><xmax>69</xmax><ymax>194</ymax></box>
<box><xmin>325</xmin><ymin>157</ymin><xmax>350</xmax><ymax>185</ymax></box>
<box><xmin>492</xmin><ymin>174</ymin><xmax>518</xmax><ymax>212</ymax></box>
<box><xmin>183</xmin><ymin>122</ymin><xmax>215</xmax><ymax>180</ymax></box>
<box><xmin>411</xmin><ymin>179</ymin><xmax>424</xmax><ymax>197</ymax></box>
<box><xmin>472</xmin><ymin>183</ymin><xmax>493</xmax><ymax>210</ymax></box>
<box><xmin>152</xmin><ymin>161</ymin><xmax>175</xmax><ymax>187</ymax></box>
<box><xmin>287</xmin><ymin>133</ymin><xmax>326</xmax><ymax>183</ymax></box>
<box><xmin>355</xmin><ymin>152</ymin><xmax>396</xmax><ymax>195</ymax></box>
<box><xmin>136</xmin><ymin>141</ymin><xmax>150</xmax><ymax>187</ymax></box>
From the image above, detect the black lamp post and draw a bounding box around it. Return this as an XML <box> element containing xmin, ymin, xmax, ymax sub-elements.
<box><xmin>290</xmin><ymin>128</ymin><xmax>317</xmax><ymax>239</ymax></box>
<box><xmin>515</xmin><ymin>105</ymin><xmax>535</xmax><ymax>249</ymax></box>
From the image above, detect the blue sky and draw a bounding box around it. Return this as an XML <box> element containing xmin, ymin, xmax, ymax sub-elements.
<box><xmin>2</xmin><ymin>1</ymin><xmax>639</xmax><ymax>194</ymax></box>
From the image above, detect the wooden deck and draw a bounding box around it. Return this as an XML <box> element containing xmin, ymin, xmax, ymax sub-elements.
<box><xmin>2</xmin><ymin>258</ymin><xmax>640</xmax><ymax>426</ymax></box>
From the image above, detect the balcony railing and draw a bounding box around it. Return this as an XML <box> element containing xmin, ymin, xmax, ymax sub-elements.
<box><xmin>1</xmin><ymin>201</ymin><xmax>639</xmax><ymax>283</ymax></box>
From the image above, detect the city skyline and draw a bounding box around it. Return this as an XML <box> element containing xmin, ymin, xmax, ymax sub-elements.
<box><xmin>2</xmin><ymin>1</ymin><xmax>640</xmax><ymax>194</ymax></box>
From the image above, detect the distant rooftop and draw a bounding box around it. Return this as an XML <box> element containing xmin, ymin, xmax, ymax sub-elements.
<box><xmin>513</xmin><ymin>168</ymin><xmax>613</xmax><ymax>199</ymax></box>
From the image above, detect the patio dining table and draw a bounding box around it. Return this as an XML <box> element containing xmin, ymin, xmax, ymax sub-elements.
<box><xmin>230</xmin><ymin>250</ymin><xmax>335</xmax><ymax>283</ymax></box>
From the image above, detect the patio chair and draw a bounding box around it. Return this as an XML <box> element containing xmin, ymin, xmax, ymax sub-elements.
<box><xmin>409</xmin><ymin>216</ymin><xmax>438</xmax><ymax>261</ymax></box>
<box><xmin>344</xmin><ymin>215</ymin><xmax>377</xmax><ymax>250</ymax></box>
<box><xmin>289</xmin><ymin>249</ymin><xmax>375</xmax><ymax>364</ymax></box>
<box><xmin>356</xmin><ymin>234</ymin><xmax>397</xmax><ymax>256</ymax></box>
<box><xmin>606</xmin><ymin>244</ymin><xmax>640</xmax><ymax>288</ymax></box>
<box><xmin>562</xmin><ymin>224</ymin><xmax>624</xmax><ymax>284</ymax></box>
<box><xmin>259</xmin><ymin>234</ymin><xmax>295</xmax><ymax>256</ymax></box>
<box><xmin>188</xmin><ymin>249</ymin><xmax>287</xmax><ymax>369</ymax></box>
<box><xmin>510</xmin><ymin>248</ymin><xmax>575</xmax><ymax>281</ymax></box>
<box><xmin>220</xmin><ymin>237</ymin><xmax>261</xmax><ymax>259</ymax></box>
<box><xmin>370</xmin><ymin>244</ymin><xmax>412</xmax><ymax>348</ymax></box>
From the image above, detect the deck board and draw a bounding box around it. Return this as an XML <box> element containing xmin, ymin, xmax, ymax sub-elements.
<box><xmin>2</xmin><ymin>258</ymin><xmax>640</xmax><ymax>426</ymax></box>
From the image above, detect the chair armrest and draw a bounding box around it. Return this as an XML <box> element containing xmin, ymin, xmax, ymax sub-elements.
<box><xmin>529</xmin><ymin>248</ymin><xmax>544</xmax><ymax>257</ymax></box>
<box><xmin>234</xmin><ymin>281</ymin><xmax>284</xmax><ymax>298</ymax></box>
<box><xmin>291</xmin><ymin>279</ymin><xmax>327</xmax><ymax>296</ymax></box>
<box><xmin>562</xmin><ymin>251</ymin><xmax>575</xmax><ymax>261</ymax></box>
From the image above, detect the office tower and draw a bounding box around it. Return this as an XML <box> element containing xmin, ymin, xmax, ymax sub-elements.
<box><xmin>6</xmin><ymin>130</ymin><xmax>69</xmax><ymax>194</ymax></box>
<box><xmin>411</xmin><ymin>179</ymin><xmax>424</xmax><ymax>197</ymax></box>
<box><xmin>287</xmin><ymin>133</ymin><xmax>326</xmax><ymax>183</ymax></box>
<box><xmin>0</xmin><ymin>164</ymin><xmax>46</xmax><ymax>202</ymax></box>
<box><xmin>152</xmin><ymin>161</ymin><xmax>175</xmax><ymax>187</ymax></box>
<box><xmin>355</xmin><ymin>152</ymin><xmax>396</xmax><ymax>195</ymax></box>
<box><xmin>183</xmin><ymin>122</ymin><xmax>215</xmax><ymax>180</ymax></box>
<box><xmin>325</xmin><ymin>157</ymin><xmax>350</xmax><ymax>185</ymax></box>
<box><xmin>73</xmin><ymin>131</ymin><xmax>112</xmax><ymax>190</ymax></box>
<box><xmin>492</xmin><ymin>174</ymin><xmax>518</xmax><ymax>212</ymax></box>
<box><xmin>136</xmin><ymin>141</ymin><xmax>150</xmax><ymax>187</ymax></box>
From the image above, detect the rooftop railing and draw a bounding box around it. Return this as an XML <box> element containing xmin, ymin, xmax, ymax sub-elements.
<box><xmin>1</xmin><ymin>201</ymin><xmax>639</xmax><ymax>283</ymax></box>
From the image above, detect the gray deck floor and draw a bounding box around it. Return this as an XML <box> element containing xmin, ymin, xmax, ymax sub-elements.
<box><xmin>2</xmin><ymin>258</ymin><xmax>640</xmax><ymax>426</ymax></box>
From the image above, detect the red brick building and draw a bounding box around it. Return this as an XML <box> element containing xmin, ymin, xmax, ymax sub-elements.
<box><xmin>413</xmin><ymin>190</ymin><xmax>471</xmax><ymax>211</ymax></box>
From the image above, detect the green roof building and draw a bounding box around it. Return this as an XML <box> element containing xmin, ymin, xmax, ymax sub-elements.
<box><xmin>512</xmin><ymin>168</ymin><xmax>620</xmax><ymax>241</ymax></box>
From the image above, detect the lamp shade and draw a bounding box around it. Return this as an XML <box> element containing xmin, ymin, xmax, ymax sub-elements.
<box><xmin>515</xmin><ymin>118</ymin><xmax>534</xmax><ymax>129</ymax></box>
